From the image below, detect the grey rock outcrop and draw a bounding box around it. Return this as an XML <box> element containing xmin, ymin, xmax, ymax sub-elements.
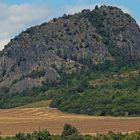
<box><xmin>0</xmin><ymin>5</ymin><xmax>140</xmax><ymax>94</ymax></box>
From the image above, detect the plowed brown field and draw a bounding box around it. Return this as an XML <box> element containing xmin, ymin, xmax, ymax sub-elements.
<box><xmin>0</xmin><ymin>107</ymin><xmax>140</xmax><ymax>136</ymax></box>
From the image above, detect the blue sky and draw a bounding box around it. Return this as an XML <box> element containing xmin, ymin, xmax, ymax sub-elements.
<box><xmin>0</xmin><ymin>0</ymin><xmax>140</xmax><ymax>50</ymax></box>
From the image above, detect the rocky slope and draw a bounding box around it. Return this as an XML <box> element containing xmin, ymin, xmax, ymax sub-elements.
<box><xmin>0</xmin><ymin>5</ymin><xmax>140</xmax><ymax>94</ymax></box>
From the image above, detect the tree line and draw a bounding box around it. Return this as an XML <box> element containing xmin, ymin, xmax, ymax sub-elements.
<box><xmin>0</xmin><ymin>124</ymin><xmax>140</xmax><ymax>140</ymax></box>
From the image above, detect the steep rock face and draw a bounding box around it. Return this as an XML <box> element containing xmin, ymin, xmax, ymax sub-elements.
<box><xmin>0</xmin><ymin>5</ymin><xmax>140</xmax><ymax>94</ymax></box>
<box><xmin>98</xmin><ymin>6</ymin><xmax>140</xmax><ymax>58</ymax></box>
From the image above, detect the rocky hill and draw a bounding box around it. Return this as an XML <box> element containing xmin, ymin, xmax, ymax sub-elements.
<box><xmin>0</xmin><ymin>5</ymin><xmax>140</xmax><ymax>115</ymax></box>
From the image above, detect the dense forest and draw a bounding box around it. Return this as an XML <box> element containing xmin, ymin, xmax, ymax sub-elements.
<box><xmin>0</xmin><ymin>124</ymin><xmax>140</xmax><ymax>140</ymax></box>
<box><xmin>50</xmin><ymin>62</ymin><xmax>140</xmax><ymax>116</ymax></box>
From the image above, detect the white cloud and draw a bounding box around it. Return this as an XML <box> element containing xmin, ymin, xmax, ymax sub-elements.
<box><xmin>0</xmin><ymin>39</ymin><xmax>10</xmax><ymax>50</ymax></box>
<box><xmin>0</xmin><ymin>3</ymin><xmax>50</xmax><ymax>50</ymax></box>
<box><xmin>113</xmin><ymin>4</ymin><xmax>131</xmax><ymax>14</ymax></box>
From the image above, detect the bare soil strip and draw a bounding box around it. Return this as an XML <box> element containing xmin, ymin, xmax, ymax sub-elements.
<box><xmin>0</xmin><ymin>107</ymin><xmax>140</xmax><ymax>136</ymax></box>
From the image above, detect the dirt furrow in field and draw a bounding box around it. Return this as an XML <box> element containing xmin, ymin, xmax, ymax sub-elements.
<box><xmin>0</xmin><ymin>107</ymin><xmax>140</xmax><ymax>136</ymax></box>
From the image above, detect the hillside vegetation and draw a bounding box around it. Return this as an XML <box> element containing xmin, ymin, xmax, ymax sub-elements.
<box><xmin>1</xmin><ymin>63</ymin><xmax>140</xmax><ymax>116</ymax></box>
<box><xmin>17</xmin><ymin>100</ymin><xmax>51</xmax><ymax>108</ymax></box>
<box><xmin>50</xmin><ymin>64</ymin><xmax>140</xmax><ymax>116</ymax></box>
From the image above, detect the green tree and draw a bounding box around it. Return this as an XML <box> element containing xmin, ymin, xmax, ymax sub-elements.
<box><xmin>32</xmin><ymin>129</ymin><xmax>51</xmax><ymax>140</ymax></box>
<box><xmin>15</xmin><ymin>133</ymin><xmax>27</xmax><ymax>140</ymax></box>
<box><xmin>61</xmin><ymin>124</ymin><xmax>79</xmax><ymax>137</ymax></box>
<box><xmin>95</xmin><ymin>5</ymin><xmax>99</xmax><ymax>10</ymax></box>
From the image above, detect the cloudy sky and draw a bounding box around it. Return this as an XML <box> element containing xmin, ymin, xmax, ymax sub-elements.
<box><xmin>0</xmin><ymin>0</ymin><xmax>140</xmax><ymax>50</ymax></box>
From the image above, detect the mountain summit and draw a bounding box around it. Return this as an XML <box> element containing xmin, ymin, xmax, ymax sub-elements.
<box><xmin>0</xmin><ymin>6</ymin><xmax>140</xmax><ymax>115</ymax></box>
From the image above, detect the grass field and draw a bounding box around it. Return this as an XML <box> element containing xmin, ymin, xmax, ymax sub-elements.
<box><xmin>0</xmin><ymin>100</ymin><xmax>140</xmax><ymax>136</ymax></box>
<box><xmin>17</xmin><ymin>100</ymin><xmax>52</xmax><ymax>108</ymax></box>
